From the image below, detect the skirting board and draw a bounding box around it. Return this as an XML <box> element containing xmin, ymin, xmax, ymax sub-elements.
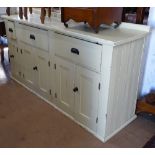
<box><xmin>11</xmin><ymin>76</ymin><xmax>99</xmax><ymax>142</ymax></box>
<box><xmin>103</xmin><ymin>115</ymin><xmax>137</xmax><ymax>142</ymax></box>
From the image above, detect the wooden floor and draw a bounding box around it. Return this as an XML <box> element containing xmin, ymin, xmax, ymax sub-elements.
<box><xmin>0</xmin><ymin>51</ymin><xmax>155</xmax><ymax>148</ymax></box>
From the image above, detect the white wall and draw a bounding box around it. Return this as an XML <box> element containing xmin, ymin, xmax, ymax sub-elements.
<box><xmin>0</xmin><ymin>7</ymin><xmax>6</xmax><ymax>15</ymax></box>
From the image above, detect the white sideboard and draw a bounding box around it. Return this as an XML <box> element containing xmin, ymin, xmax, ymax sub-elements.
<box><xmin>2</xmin><ymin>14</ymin><xmax>150</xmax><ymax>142</ymax></box>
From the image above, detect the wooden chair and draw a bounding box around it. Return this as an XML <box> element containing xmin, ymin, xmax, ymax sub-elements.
<box><xmin>136</xmin><ymin>93</ymin><xmax>155</xmax><ymax>115</ymax></box>
<box><xmin>122</xmin><ymin>7</ymin><xmax>149</xmax><ymax>24</ymax></box>
<box><xmin>40</xmin><ymin>7</ymin><xmax>52</xmax><ymax>24</ymax></box>
<box><xmin>6</xmin><ymin>7</ymin><xmax>52</xmax><ymax>24</ymax></box>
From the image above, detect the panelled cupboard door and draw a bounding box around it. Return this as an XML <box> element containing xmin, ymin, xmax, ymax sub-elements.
<box><xmin>74</xmin><ymin>66</ymin><xmax>100</xmax><ymax>132</ymax></box>
<box><xmin>20</xmin><ymin>43</ymin><xmax>36</xmax><ymax>88</ymax></box>
<box><xmin>8</xmin><ymin>43</ymin><xmax>20</xmax><ymax>78</ymax></box>
<box><xmin>35</xmin><ymin>48</ymin><xmax>50</xmax><ymax>99</ymax></box>
<box><xmin>55</xmin><ymin>57</ymin><xmax>75</xmax><ymax>116</ymax></box>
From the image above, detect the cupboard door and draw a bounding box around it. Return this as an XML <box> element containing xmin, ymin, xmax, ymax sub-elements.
<box><xmin>55</xmin><ymin>57</ymin><xmax>75</xmax><ymax>115</ymax></box>
<box><xmin>6</xmin><ymin>21</ymin><xmax>16</xmax><ymax>40</ymax></box>
<box><xmin>35</xmin><ymin>48</ymin><xmax>50</xmax><ymax>99</ymax></box>
<box><xmin>75</xmin><ymin>66</ymin><xmax>100</xmax><ymax>132</ymax></box>
<box><xmin>20</xmin><ymin>43</ymin><xmax>36</xmax><ymax>88</ymax></box>
<box><xmin>9</xmin><ymin>43</ymin><xmax>20</xmax><ymax>78</ymax></box>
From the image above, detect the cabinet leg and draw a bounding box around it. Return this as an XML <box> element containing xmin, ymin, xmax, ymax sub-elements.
<box><xmin>6</xmin><ymin>7</ymin><xmax>10</xmax><ymax>16</ymax></box>
<box><xmin>48</xmin><ymin>8</ymin><xmax>51</xmax><ymax>18</ymax></box>
<box><xmin>40</xmin><ymin>8</ymin><xmax>45</xmax><ymax>24</ymax></box>
<box><xmin>64</xmin><ymin>22</ymin><xmax>68</xmax><ymax>28</ymax></box>
<box><xmin>19</xmin><ymin>7</ymin><xmax>23</xmax><ymax>19</ymax></box>
<box><xmin>24</xmin><ymin>7</ymin><xmax>28</xmax><ymax>20</ymax></box>
<box><xmin>94</xmin><ymin>27</ymin><xmax>99</xmax><ymax>33</ymax></box>
<box><xmin>113</xmin><ymin>22</ymin><xmax>120</xmax><ymax>29</ymax></box>
<box><xmin>29</xmin><ymin>7</ymin><xmax>32</xmax><ymax>14</ymax></box>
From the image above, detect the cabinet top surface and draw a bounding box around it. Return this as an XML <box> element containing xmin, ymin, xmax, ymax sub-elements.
<box><xmin>1</xmin><ymin>14</ymin><xmax>150</xmax><ymax>46</ymax></box>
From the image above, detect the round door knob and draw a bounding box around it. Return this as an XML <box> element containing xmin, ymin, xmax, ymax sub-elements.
<box><xmin>10</xmin><ymin>55</ymin><xmax>14</xmax><ymax>58</ymax></box>
<box><xmin>73</xmin><ymin>87</ymin><xmax>78</xmax><ymax>92</ymax></box>
<box><xmin>33</xmin><ymin>66</ymin><xmax>38</xmax><ymax>71</ymax></box>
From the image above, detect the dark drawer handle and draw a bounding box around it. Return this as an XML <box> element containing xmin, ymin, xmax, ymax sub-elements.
<box><xmin>33</xmin><ymin>66</ymin><xmax>38</xmax><ymax>71</ymax></box>
<box><xmin>30</xmin><ymin>34</ymin><xmax>35</xmax><ymax>40</ymax></box>
<box><xmin>71</xmin><ymin>48</ymin><xmax>79</xmax><ymax>55</ymax></box>
<box><xmin>73</xmin><ymin>87</ymin><xmax>78</xmax><ymax>92</ymax></box>
<box><xmin>10</xmin><ymin>55</ymin><xmax>14</xmax><ymax>58</ymax></box>
<box><xmin>9</xmin><ymin>28</ymin><xmax>13</xmax><ymax>32</ymax></box>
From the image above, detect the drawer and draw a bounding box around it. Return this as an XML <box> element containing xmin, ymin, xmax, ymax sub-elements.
<box><xmin>16</xmin><ymin>24</ymin><xmax>48</xmax><ymax>51</ymax></box>
<box><xmin>6</xmin><ymin>21</ymin><xmax>16</xmax><ymax>39</ymax></box>
<box><xmin>53</xmin><ymin>33</ymin><xmax>102</xmax><ymax>72</ymax></box>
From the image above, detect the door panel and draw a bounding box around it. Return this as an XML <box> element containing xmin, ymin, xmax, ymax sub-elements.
<box><xmin>55</xmin><ymin>56</ymin><xmax>75</xmax><ymax>116</ymax></box>
<box><xmin>35</xmin><ymin>48</ymin><xmax>50</xmax><ymax>98</ymax></box>
<box><xmin>9</xmin><ymin>43</ymin><xmax>20</xmax><ymax>78</ymax></box>
<box><xmin>20</xmin><ymin>43</ymin><xmax>36</xmax><ymax>88</ymax></box>
<box><xmin>75</xmin><ymin>66</ymin><xmax>100</xmax><ymax>132</ymax></box>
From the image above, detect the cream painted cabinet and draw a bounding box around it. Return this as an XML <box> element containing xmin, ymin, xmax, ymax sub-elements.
<box><xmin>74</xmin><ymin>66</ymin><xmax>100</xmax><ymax>132</ymax></box>
<box><xmin>3</xmin><ymin>16</ymin><xmax>149</xmax><ymax>143</ymax></box>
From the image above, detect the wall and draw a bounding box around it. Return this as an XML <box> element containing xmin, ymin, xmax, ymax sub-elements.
<box><xmin>140</xmin><ymin>7</ymin><xmax>155</xmax><ymax>96</ymax></box>
<box><xmin>0</xmin><ymin>7</ymin><xmax>6</xmax><ymax>15</ymax></box>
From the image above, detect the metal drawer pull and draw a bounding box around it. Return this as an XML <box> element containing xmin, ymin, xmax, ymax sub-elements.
<box><xmin>10</xmin><ymin>55</ymin><xmax>14</xmax><ymax>58</ymax></box>
<box><xmin>73</xmin><ymin>87</ymin><xmax>78</xmax><ymax>92</ymax></box>
<box><xmin>71</xmin><ymin>48</ymin><xmax>79</xmax><ymax>55</ymax></box>
<box><xmin>33</xmin><ymin>66</ymin><xmax>38</xmax><ymax>70</ymax></box>
<box><xmin>30</xmin><ymin>34</ymin><xmax>35</xmax><ymax>40</ymax></box>
<box><xmin>9</xmin><ymin>28</ymin><xmax>13</xmax><ymax>32</ymax></box>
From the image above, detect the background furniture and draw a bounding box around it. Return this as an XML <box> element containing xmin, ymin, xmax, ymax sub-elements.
<box><xmin>5</xmin><ymin>7</ymin><xmax>150</xmax><ymax>26</ymax></box>
<box><xmin>0</xmin><ymin>20</ymin><xmax>6</xmax><ymax>36</ymax></box>
<box><xmin>122</xmin><ymin>7</ymin><xmax>149</xmax><ymax>24</ymax></box>
<box><xmin>0</xmin><ymin>20</ymin><xmax>7</xmax><ymax>62</ymax></box>
<box><xmin>136</xmin><ymin>92</ymin><xmax>155</xmax><ymax>115</ymax></box>
<box><xmin>61</xmin><ymin>7</ymin><xmax>123</xmax><ymax>33</ymax></box>
<box><xmin>6</xmin><ymin>7</ymin><xmax>52</xmax><ymax>23</ymax></box>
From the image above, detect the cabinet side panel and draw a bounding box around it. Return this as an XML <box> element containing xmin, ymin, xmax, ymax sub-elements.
<box><xmin>105</xmin><ymin>38</ymin><xmax>145</xmax><ymax>139</ymax></box>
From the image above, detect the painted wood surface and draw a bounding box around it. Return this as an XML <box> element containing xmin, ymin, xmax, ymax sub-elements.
<box><xmin>105</xmin><ymin>38</ymin><xmax>145</xmax><ymax>139</ymax></box>
<box><xmin>55</xmin><ymin>56</ymin><xmax>75</xmax><ymax>116</ymax></box>
<box><xmin>2</xmin><ymin>14</ymin><xmax>149</xmax><ymax>46</ymax></box>
<box><xmin>35</xmin><ymin>47</ymin><xmax>50</xmax><ymax>99</ymax></box>
<box><xmin>4</xmin><ymin>18</ymin><xmax>149</xmax><ymax>143</ymax></box>
<box><xmin>75</xmin><ymin>66</ymin><xmax>100</xmax><ymax>132</ymax></box>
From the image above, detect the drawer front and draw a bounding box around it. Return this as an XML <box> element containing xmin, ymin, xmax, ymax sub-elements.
<box><xmin>6</xmin><ymin>21</ymin><xmax>16</xmax><ymax>39</ymax></box>
<box><xmin>16</xmin><ymin>24</ymin><xmax>48</xmax><ymax>51</ymax></box>
<box><xmin>53</xmin><ymin>33</ymin><xmax>102</xmax><ymax>72</ymax></box>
